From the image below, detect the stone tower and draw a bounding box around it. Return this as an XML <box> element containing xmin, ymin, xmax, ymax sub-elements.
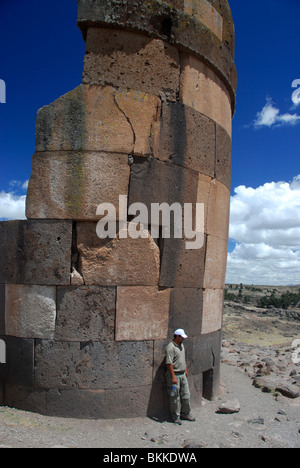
<box><xmin>0</xmin><ymin>0</ymin><xmax>236</xmax><ymax>418</ymax></box>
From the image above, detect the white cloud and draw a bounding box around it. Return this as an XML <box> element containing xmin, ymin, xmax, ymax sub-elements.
<box><xmin>226</xmin><ymin>175</ymin><xmax>300</xmax><ymax>285</ymax></box>
<box><xmin>0</xmin><ymin>181</ymin><xmax>27</xmax><ymax>220</ymax></box>
<box><xmin>254</xmin><ymin>98</ymin><xmax>300</xmax><ymax>128</ymax></box>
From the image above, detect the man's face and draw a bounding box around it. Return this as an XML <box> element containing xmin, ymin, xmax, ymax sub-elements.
<box><xmin>175</xmin><ymin>335</ymin><xmax>185</xmax><ymax>345</ymax></box>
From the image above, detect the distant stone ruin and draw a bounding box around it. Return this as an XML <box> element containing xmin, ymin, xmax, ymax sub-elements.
<box><xmin>0</xmin><ymin>0</ymin><xmax>236</xmax><ymax>418</ymax></box>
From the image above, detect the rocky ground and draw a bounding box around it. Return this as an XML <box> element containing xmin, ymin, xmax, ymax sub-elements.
<box><xmin>0</xmin><ymin>287</ymin><xmax>299</xmax><ymax>449</ymax></box>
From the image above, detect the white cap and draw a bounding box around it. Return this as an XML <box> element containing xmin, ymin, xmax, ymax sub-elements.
<box><xmin>174</xmin><ymin>329</ymin><xmax>188</xmax><ymax>339</ymax></box>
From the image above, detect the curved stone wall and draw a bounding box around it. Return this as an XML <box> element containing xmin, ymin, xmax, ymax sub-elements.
<box><xmin>0</xmin><ymin>0</ymin><xmax>236</xmax><ymax>418</ymax></box>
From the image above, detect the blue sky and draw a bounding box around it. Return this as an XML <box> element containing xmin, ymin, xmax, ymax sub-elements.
<box><xmin>0</xmin><ymin>0</ymin><xmax>299</xmax><ymax>285</ymax></box>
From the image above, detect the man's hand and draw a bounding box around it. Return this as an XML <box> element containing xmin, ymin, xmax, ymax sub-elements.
<box><xmin>167</xmin><ymin>364</ymin><xmax>178</xmax><ymax>385</ymax></box>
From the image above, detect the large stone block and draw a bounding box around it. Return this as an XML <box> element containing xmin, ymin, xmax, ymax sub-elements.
<box><xmin>216</xmin><ymin>124</ymin><xmax>232</xmax><ymax>190</ymax></box>
<box><xmin>26</xmin><ymin>151</ymin><xmax>130</xmax><ymax>220</ymax></box>
<box><xmin>115</xmin><ymin>287</ymin><xmax>170</xmax><ymax>341</ymax></box>
<box><xmin>180</xmin><ymin>54</ymin><xmax>232</xmax><ymax>136</ymax></box>
<box><xmin>197</xmin><ymin>173</ymin><xmax>212</xmax><ymax>234</ymax></box>
<box><xmin>152</xmin><ymin>102</ymin><xmax>215</xmax><ymax>176</ymax></box>
<box><xmin>77</xmin><ymin>341</ymin><xmax>154</xmax><ymax>390</ymax></box>
<box><xmin>201</xmin><ymin>289</ymin><xmax>224</xmax><ymax>335</ymax></box>
<box><xmin>35</xmin><ymin>339</ymin><xmax>154</xmax><ymax>392</ymax></box>
<box><xmin>183</xmin><ymin>0</ymin><xmax>223</xmax><ymax>41</ymax></box>
<box><xmin>45</xmin><ymin>385</ymin><xmax>152</xmax><ymax>419</ymax></box>
<box><xmin>114</xmin><ymin>88</ymin><xmax>161</xmax><ymax>156</ymax></box>
<box><xmin>168</xmin><ymin>288</ymin><xmax>203</xmax><ymax>337</ymax></box>
<box><xmin>76</xmin><ymin>222</ymin><xmax>160</xmax><ymax>286</ymax></box>
<box><xmin>159</xmin><ymin>235</ymin><xmax>206</xmax><ymax>288</ymax></box>
<box><xmin>35</xmin><ymin>84</ymin><xmax>161</xmax><ymax>157</ymax></box>
<box><xmin>203</xmin><ymin>235</ymin><xmax>228</xmax><ymax>289</ymax></box>
<box><xmin>5</xmin><ymin>284</ymin><xmax>56</xmax><ymax>339</ymax></box>
<box><xmin>185</xmin><ymin>331</ymin><xmax>221</xmax><ymax>375</ymax></box>
<box><xmin>129</xmin><ymin>157</ymin><xmax>199</xmax><ymax>217</ymax></box>
<box><xmin>35</xmin><ymin>340</ymin><xmax>80</xmax><ymax>390</ymax></box>
<box><xmin>0</xmin><ymin>220</ymin><xmax>72</xmax><ymax>285</ymax></box>
<box><xmin>82</xmin><ymin>28</ymin><xmax>180</xmax><ymax>101</ymax></box>
<box><xmin>35</xmin><ymin>85</ymin><xmax>133</xmax><ymax>154</ymax></box>
<box><xmin>55</xmin><ymin>286</ymin><xmax>116</xmax><ymax>342</ymax></box>
<box><xmin>207</xmin><ymin>179</ymin><xmax>230</xmax><ymax>241</ymax></box>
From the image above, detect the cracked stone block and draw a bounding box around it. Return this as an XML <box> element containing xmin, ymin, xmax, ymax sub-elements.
<box><xmin>115</xmin><ymin>287</ymin><xmax>170</xmax><ymax>341</ymax></box>
<box><xmin>83</xmin><ymin>28</ymin><xmax>180</xmax><ymax>101</ymax></box>
<box><xmin>35</xmin><ymin>85</ymin><xmax>133</xmax><ymax>153</ymax></box>
<box><xmin>0</xmin><ymin>220</ymin><xmax>72</xmax><ymax>285</ymax></box>
<box><xmin>114</xmin><ymin>88</ymin><xmax>161</xmax><ymax>156</ymax></box>
<box><xmin>76</xmin><ymin>222</ymin><xmax>160</xmax><ymax>286</ymax></box>
<box><xmin>5</xmin><ymin>284</ymin><xmax>56</xmax><ymax>339</ymax></box>
<box><xmin>35</xmin><ymin>84</ymin><xmax>161</xmax><ymax>157</ymax></box>
<box><xmin>129</xmin><ymin>157</ymin><xmax>199</xmax><ymax>219</ymax></box>
<box><xmin>26</xmin><ymin>151</ymin><xmax>130</xmax><ymax>220</ymax></box>
<box><xmin>152</xmin><ymin>102</ymin><xmax>215</xmax><ymax>176</ymax></box>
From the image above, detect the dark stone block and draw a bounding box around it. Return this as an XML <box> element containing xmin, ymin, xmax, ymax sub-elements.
<box><xmin>155</xmin><ymin>102</ymin><xmax>216</xmax><ymax>177</ymax></box>
<box><xmin>0</xmin><ymin>220</ymin><xmax>72</xmax><ymax>285</ymax></box>
<box><xmin>216</xmin><ymin>124</ymin><xmax>232</xmax><ymax>189</ymax></box>
<box><xmin>35</xmin><ymin>340</ymin><xmax>80</xmax><ymax>390</ymax></box>
<box><xmin>4</xmin><ymin>384</ymin><xmax>47</xmax><ymax>415</ymax></box>
<box><xmin>160</xmin><ymin>235</ymin><xmax>206</xmax><ymax>288</ymax></box>
<box><xmin>185</xmin><ymin>331</ymin><xmax>221</xmax><ymax>376</ymax></box>
<box><xmin>46</xmin><ymin>385</ymin><xmax>152</xmax><ymax>419</ymax></box>
<box><xmin>56</xmin><ymin>286</ymin><xmax>116</xmax><ymax>342</ymax></box>
<box><xmin>168</xmin><ymin>288</ymin><xmax>203</xmax><ymax>336</ymax></box>
<box><xmin>78</xmin><ymin>341</ymin><xmax>154</xmax><ymax>390</ymax></box>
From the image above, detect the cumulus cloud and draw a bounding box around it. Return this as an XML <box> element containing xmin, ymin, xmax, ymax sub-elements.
<box><xmin>0</xmin><ymin>180</ymin><xmax>28</xmax><ymax>220</ymax></box>
<box><xmin>226</xmin><ymin>175</ymin><xmax>300</xmax><ymax>285</ymax></box>
<box><xmin>254</xmin><ymin>98</ymin><xmax>300</xmax><ymax>128</ymax></box>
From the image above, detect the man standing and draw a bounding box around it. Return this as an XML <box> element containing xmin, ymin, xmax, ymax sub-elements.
<box><xmin>165</xmin><ymin>329</ymin><xmax>196</xmax><ymax>425</ymax></box>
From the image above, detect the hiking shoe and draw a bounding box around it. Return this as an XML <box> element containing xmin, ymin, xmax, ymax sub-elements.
<box><xmin>181</xmin><ymin>414</ymin><xmax>196</xmax><ymax>422</ymax></box>
<box><xmin>173</xmin><ymin>417</ymin><xmax>182</xmax><ymax>425</ymax></box>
